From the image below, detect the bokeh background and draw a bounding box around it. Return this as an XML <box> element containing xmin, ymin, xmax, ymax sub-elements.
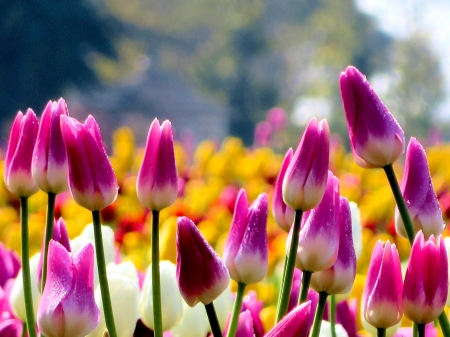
<box><xmin>2</xmin><ymin>0</ymin><xmax>449</xmax><ymax>147</ymax></box>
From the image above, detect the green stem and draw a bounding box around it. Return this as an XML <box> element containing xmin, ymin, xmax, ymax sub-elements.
<box><xmin>92</xmin><ymin>210</ymin><xmax>117</xmax><ymax>337</ymax></box>
<box><xmin>377</xmin><ymin>327</ymin><xmax>386</xmax><ymax>337</ymax></box>
<box><xmin>21</xmin><ymin>320</ymin><xmax>27</xmax><ymax>337</ymax></box>
<box><xmin>330</xmin><ymin>295</ymin><xmax>337</xmax><ymax>337</ymax></box>
<box><xmin>275</xmin><ymin>209</ymin><xmax>303</xmax><ymax>322</ymax></box>
<box><xmin>417</xmin><ymin>323</ymin><xmax>425</xmax><ymax>337</ymax></box>
<box><xmin>205</xmin><ymin>302</ymin><xmax>223</xmax><ymax>337</ymax></box>
<box><xmin>310</xmin><ymin>292</ymin><xmax>328</xmax><ymax>337</ymax></box>
<box><xmin>151</xmin><ymin>210</ymin><xmax>163</xmax><ymax>337</ymax></box>
<box><xmin>414</xmin><ymin>322</ymin><xmax>418</xmax><ymax>337</ymax></box>
<box><xmin>226</xmin><ymin>282</ymin><xmax>246</xmax><ymax>337</ymax></box>
<box><xmin>383</xmin><ymin>164</ymin><xmax>414</xmax><ymax>245</ymax></box>
<box><xmin>20</xmin><ymin>197</ymin><xmax>37</xmax><ymax>337</ymax></box>
<box><xmin>438</xmin><ymin>312</ymin><xmax>450</xmax><ymax>337</ymax></box>
<box><xmin>41</xmin><ymin>192</ymin><xmax>56</xmax><ymax>293</ymax></box>
<box><xmin>298</xmin><ymin>270</ymin><xmax>312</xmax><ymax>304</ymax></box>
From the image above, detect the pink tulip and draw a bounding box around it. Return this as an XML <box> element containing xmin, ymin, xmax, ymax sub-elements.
<box><xmin>363</xmin><ymin>240</ymin><xmax>403</xmax><ymax>328</ymax></box>
<box><xmin>403</xmin><ymin>231</ymin><xmax>448</xmax><ymax>324</ymax></box>
<box><xmin>37</xmin><ymin>240</ymin><xmax>99</xmax><ymax>337</ymax></box>
<box><xmin>395</xmin><ymin>138</ymin><xmax>444</xmax><ymax>239</ymax></box>
<box><xmin>225</xmin><ymin>310</ymin><xmax>255</xmax><ymax>337</ymax></box>
<box><xmin>223</xmin><ymin>190</ymin><xmax>268</xmax><ymax>284</ymax></box>
<box><xmin>282</xmin><ymin>118</ymin><xmax>330</xmax><ymax>211</ymax></box>
<box><xmin>310</xmin><ymin>197</ymin><xmax>356</xmax><ymax>294</ymax></box>
<box><xmin>60</xmin><ymin>115</ymin><xmax>118</xmax><ymax>211</ymax></box>
<box><xmin>0</xmin><ymin>243</ymin><xmax>20</xmax><ymax>288</ymax></box>
<box><xmin>137</xmin><ymin>118</ymin><xmax>178</xmax><ymax>211</ymax></box>
<box><xmin>272</xmin><ymin>148</ymin><xmax>295</xmax><ymax>231</ymax></box>
<box><xmin>340</xmin><ymin>66</ymin><xmax>405</xmax><ymax>168</ymax></box>
<box><xmin>0</xmin><ymin>318</ymin><xmax>22</xmax><ymax>337</ymax></box>
<box><xmin>265</xmin><ymin>300</ymin><xmax>311</xmax><ymax>337</ymax></box>
<box><xmin>176</xmin><ymin>216</ymin><xmax>230</xmax><ymax>307</ymax></box>
<box><xmin>32</xmin><ymin>98</ymin><xmax>69</xmax><ymax>194</ymax></box>
<box><xmin>294</xmin><ymin>171</ymin><xmax>340</xmax><ymax>272</ymax></box>
<box><xmin>4</xmin><ymin>109</ymin><xmax>39</xmax><ymax>197</ymax></box>
<box><xmin>241</xmin><ymin>291</ymin><xmax>264</xmax><ymax>337</ymax></box>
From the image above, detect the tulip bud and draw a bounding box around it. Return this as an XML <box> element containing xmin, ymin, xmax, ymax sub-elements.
<box><xmin>265</xmin><ymin>300</ymin><xmax>311</xmax><ymax>337</ymax></box>
<box><xmin>0</xmin><ymin>243</ymin><xmax>20</xmax><ymax>289</ymax></box>
<box><xmin>4</xmin><ymin>109</ymin><xmax>39</xmax><ymax>197</ymax></box>
<box><xmin>226</xmin><ymin>310</ymin><xmax>255</xmax><ymax>337</ymax></box>
<box><xmin>32</xmin><ymin>98</ymin><xmax>69</xmax><ymax>194</ymax></box>
<box><xmin>37</xmin><ymin>241</ymin><xmax>99</xmax><ymax>337</ymax></box>
<box><xmin>311</xmin><ymin>197</ymin><xmax>356</xmax><ymax>295</ymax></box>
<box><xmin>272</xmin><ymin>148</ymin><xmax>295</xmax><ymax>231</ymax></box>
<box><xmin>282</xmin><ymin>118</ymin><xmax>330</xmax><ymax>211</ymax></box>
<box><xmin>137</xmin><ymin>118</ymin><xmax>178</xmax><ymax>211</ymax></box>
<box><xmin>339</xmin><ymin>66</ymin><xmax>405</xmax><ymax>168</ymax></box>
<box><xmin>403</xmin><ymin>231</ymin><xmax>448</xmax><ymax>324</ymax></box>
<box><xmin>88</xmin><ymin>261</ymin><xmax>140</xmax><ymax>337</ymax></box>
<box><xmin>294</xmin><ymin>171</ymin><xmax>340</xmax><ymax>272</ymax></box>
<box><xmin>60</xmin><ymin>115</ymin><xmax>118</xmax><ymax>211</ymax></box>
<box><xmin>363</xmin><ymin>240</ymin><xmax>403</xmax><ymax>328</ymax></box>
<box><xmin>176</xmin><ymin>216</ymin><xmax>230</xmax><ymax>307</ymax></box>
<box><xmin>140</xmin><ymin>261</ymin><xmax>183</xmax><ymax>331</ymax></box>
<box><xmin>395</xmin><ymin>138</ymin><xmax>444</xmax><ymax>239</ymax></box>
<box><xmin>223</xmin><ymin>190</ymin><xmax>268</xmax><ymax>284</ymax></box>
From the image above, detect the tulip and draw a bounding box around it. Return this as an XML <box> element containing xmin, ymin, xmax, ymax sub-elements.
<box><xmin>241</xmin><ymin>291</ymin><xmax>264</xmax><ymax>337</ymax></box>
<box><xmin>176</xmin><ymin>216</ymin><xmax>230</xmax><ymax>307</ymax></box>
<box><xmin>310</xmin><ymin>197</ymin><xmax>357</xmax><ymax>295</ymax></box>
<box><xmin>265</xmin><ymin>301</ymin><xmax>311</xmax><ymax>337</ymax></box>
<box><xmin>37</xmin><ymin>241</ymin><xmax>99</xmax><ymax>337</ymax></box>
<box><xmin>282</xmin><ymin>117</ymin><xmax>330</xmax><ymax>211</ymax></box>
<box><xmin>140</xmin><ymin>261</ymin><xmax>183</xmax><ymax>331</ymax></box>
<box><xmin>363</xmin><ymin>240</ymin><xmax>403</xmax><ymax>328</ymax></box>
<box><xmin>349</xmin><ymin>202</ymin><xmax>363</xmax><ymax>260</ymax></box>
<box><xmin>88</xmin><ymin>261</ymin><xmax>140</xmax><ymax>337</ymax></box>
<box><xmin>60</xmin><ymin>115</ymin><xmax>118</xmax><ymax>211</ymax></box>
<box><xmin>395</xmin><ymin>138</ymin><xmax>444</xmax><ymax>239</ymax></box>
<box><xmin>32</xmin><ymin>98</ymin><xmax>69</xmax><ymax>194</ymax></box>
<box><xmin>171</xmin><ymin>301</ymin><xmax>209</xmax><ymax>337</ymax></box>
<box><xmin>339</xmin><ymin>65</ymin><xmax>405</xmax><ymax>168</ymax></box>
<box><xmin>0</xmin><ymin>318</ymin><xmax>22</xmax><ymax>337</ymax></box>
<box><xmin>295</xmin><ymin>171</ymin><xmax>340</xmax><ymax>273</ymax></box>
<box><xmin>224</xmin><ymin>190</ymin><xmax>268</xmax><ymax>284</ymax></box>
<box><xmin>137</xmin><ymin>118</ymin><xmax>178</xmax><ymax>211</ymax></box>
<box><xmin>272</xmin><ymin>148</ymin><xmax>295</xmax><ymax>231</ymax></box>
<box><xmin>403</xmin><ymin>231</ymin><xmax>448</xmax><ymax>324</ymax></box>
<box><xmin>4</xmin><ymin>109</ymin><xmax>39</xmax><ymax>197</ymax></box>
<box><xmin>226</xmin><ymin>310</ymin><xmax>254</xmax><ymax>337</ymax></box>
<box><xmin>319</xmin><ymin>321</ymin><xmax>349</xmax><ymax>337</ymax></box>
<box><xmin>0</xmin><ymin>243</ymin><xmax>20</xmax><ymax>288</ymax></box>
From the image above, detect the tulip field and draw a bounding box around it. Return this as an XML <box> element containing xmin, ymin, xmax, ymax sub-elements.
<box><xmin>1</xmin><ymin>66</ymin><xmax>450</xmax><ymax>337</ymax></box>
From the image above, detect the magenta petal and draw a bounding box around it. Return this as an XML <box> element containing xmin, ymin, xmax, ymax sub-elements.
<box><xmin>235</xmin><ymin>310</ymin><xmax>255</xmax><ymax>337</ymax></box>
<box><xmin>176</xmin><ymin>217</ymin><xmax>230</xmax><ymax>307</ymax></box>
<box><xmin>265</xmin><ymin>300</ymin><xmax>311</xmax><ymax>337</ymax></box>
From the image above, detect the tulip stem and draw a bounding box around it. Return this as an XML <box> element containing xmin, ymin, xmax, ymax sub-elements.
<box><xmin>20</xmin><ymin>197</ymin><xmax>37</xmax><ymax>337</ymax></box>
<box><xmin>330</xmin><ymin>295</ymin><xmax>337</xmax><ymax>337</ymax></box>
<box><xmin>438</xmin><ymin>312</ymin><xmax>450</xmax><ymax>337</ymax></box>
<box><xmin>227</xmin><ymin>282</ymin><xmax>246</xmax><ymax>337</ymax></box>
<box><xmin>383</xmin><ymin>164</ymin><xmax>414</xmax><ymax>245</ymax></box>
<box><xmin>275</xmin><ymin>209</ymin><xmax>303</xmax><ymax>322</ymax></box>
<box><xmin>41</xmin><ymin>192</ymin><xmax>56</xmax><ymax>293</ymax></box>
<box><xmin>151</xmin><ymin>210</ymin><xmax>163</xmax><ymax>337</ymax></box>
<box><xmin>21</xmin><ymin>322</ymin><xmax>26</xmax><ymax>337</ymax></box>
<box><xmin>298</xmin><ymin>270</ymin><xmax>312</xmax><ymax>304</ymax></box>
<box><xmin>377</xmin><ymin>328</ymin><xmax>386</xmax><ymax>337</ymax></box>
<box><xmin>92</xmin><ymin>210</ymin><xmax>117</xmax><ymax>337</ymax></box>
<box><xmin>205</xmin><ymin>302</ymin><xmax>223</xmax><ymax>337</ymax></box>
<box><xmin>417</xmin><ymin>324</ymin><xmax>425</xmax><ymax>337</ymax></box>
<box><xmin>310</xmin><ymin>291</ymin><xmax>328</xmax><ymax>337</ymax></box>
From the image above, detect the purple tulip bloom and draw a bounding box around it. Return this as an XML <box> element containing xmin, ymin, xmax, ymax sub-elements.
<box><xmin>223</xmin><ymin>189</ymin><xmax>268</xmax><ymax>284</ymax></box>
<box><xmin>4</xmin><ymin>109</ymin><xmax>39</xmax><ymax>197</ymax></box>
<box><xmin>32</xmin><ymin>98</ymin><xmax>69</xmax><ymax>194</ymax></box>
<box><xmin>0</xmin><ymin>243</ymin><xmax>20</xmax><ymax>289</ymax></box>
<box><xmin>340</xmin><ymin>66</ymin><xmax>405</xmax><ymax>168</ymax></box>
<box><xmin>176</xmin><ymin>216</ymin><xmax>230</xmax><ymax>307</ymax></box>
<box><xmin>137</xmin><ymin>118</ymin><xmax>178</xmax><ymax>211</ymax></box>
<box><xmin>265</xmin><ymin>300</ymin><xmax>311</xmax><ymax>337</ymax></box>
<box><xmin>60</xmin><ymin>115</ymin><xmax>118</xmax><ymax>211</ymax></box>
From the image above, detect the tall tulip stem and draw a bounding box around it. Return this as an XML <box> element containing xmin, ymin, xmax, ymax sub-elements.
<box><xmin>227</xmin><ymin>282</ymin><xmax>246</xmax><ymax>337</ymax></box>
<box><xmin>383</xmin><ymin>164</ymin><xmax>414</xmax><ymax>245</ymax></box>
<box><xmin>151</xmin><ymin>210</ymin><xmax>163</xmax><ymax>337</ymax></box>
<box><xmin>205</xmin><ymin>302</ymin><xmax>223</xmax><ymax>337</ymax></box>
<box><xmin>438</xmin><ymin>312</ymin><xmax>450</xmax><ymax>337</ymax></box>
<box><xmin>92</xmin><ymin>210</ymin><xmax>117</xmax><ymax>337</ymax></box>
<box><xmin>276</xmin><ymin>209</ymin><xmax>303</xmax><ymax>322</ymax></box>
<box><xmin>377</xmin><ymin>328</ymin><xmax>386</xmax><ymax>337</ymax></box>
<box><xmin>330</xmin><ymin>295</ymin><xmax>337</xmax><ymax>337</ymax></box>
<box><xmin>20</xmin><ymin>197</ymin><xmax>37</xmax><ymax>337</ymax></box>
<box><xmin>41</xmin><ymin>192</ymin><xmax>56</xmax><ymax>292</ymax></box>
<box><xmin>417</xmin><ymin>324</ymin><xmax>425</xmax><ymax>337</ymax></box>
<box><xmin>310</xmin><ymin>291</ymin><xmax>328</xmax><ymax>337</ymax></box>
<box><xmin>298</xmin><ymin>270</ymin><xmax>312</xmax><ymax>304</ymax></box>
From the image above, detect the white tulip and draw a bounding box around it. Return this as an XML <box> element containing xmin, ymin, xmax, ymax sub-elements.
<box><xmin>171</xmin><ymin>301</ymin><xmax>209</xmax><ymax>337</ymax></box>
<box><xmin>319</xmin><ymin>321</ymin><xmax>348</xmax><ymax>337</ymax></box>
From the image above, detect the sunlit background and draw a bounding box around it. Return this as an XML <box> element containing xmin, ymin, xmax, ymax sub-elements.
<box><xmin>2</xmin><ymin>0</ymin><xmax>449</xmax><ymax>147</ymax></box>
